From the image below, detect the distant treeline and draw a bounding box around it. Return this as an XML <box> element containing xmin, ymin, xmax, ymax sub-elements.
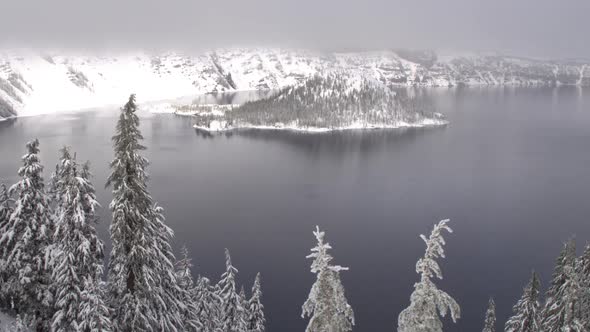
<box><xmin>225</xmin><ymin>74</ymin><xmax>444</xmax><ymax>129</ymax></box>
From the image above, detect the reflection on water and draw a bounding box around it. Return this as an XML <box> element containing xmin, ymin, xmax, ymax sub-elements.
<box><xmin>212</xmin><ymin>126</ymin><xmax>448</xmax><ymax>157</ymax></box>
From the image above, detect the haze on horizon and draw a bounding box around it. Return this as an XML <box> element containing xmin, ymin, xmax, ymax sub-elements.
<box><xmin>0</xmin><ymin>0</ymin><xmax>588</xmax><ymax>59</ymax></box>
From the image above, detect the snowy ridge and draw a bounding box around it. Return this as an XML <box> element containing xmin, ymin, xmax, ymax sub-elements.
<box><xmin>0</xmin><ymin>48</ymin><xmax>589</xmax><ymax>119</ymax></box>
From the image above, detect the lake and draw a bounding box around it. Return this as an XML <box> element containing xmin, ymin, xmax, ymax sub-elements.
<box><xmin>1</xmin><ymin>87</ymin><xmax>589</xmax><ymax>331</ymax></box>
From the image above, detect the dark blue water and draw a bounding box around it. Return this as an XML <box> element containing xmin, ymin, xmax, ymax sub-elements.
<box><xmin>1</xmin><ymin>87</ymin><xmax>589</xmax><ymax>331</ymax></box>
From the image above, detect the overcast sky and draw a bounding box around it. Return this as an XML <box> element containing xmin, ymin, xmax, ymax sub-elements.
<box><xmin>1</xmin><ymin>0</ymin><xmax>588</xmax><ymax>59</ymax></box>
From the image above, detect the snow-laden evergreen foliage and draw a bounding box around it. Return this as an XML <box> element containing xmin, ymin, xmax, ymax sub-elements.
<box><xmin>51</xmin><ymin>148</ymin><xmax>109</xmax><ymax>331</ymax></box>
<box><xmin>8</xmin><ymin>314</ymin><xmax>28</xmax><ymax>332</ymax></box>
<box><xmin>106</xmin><ymin>94</ymin><xmax>184</xmax><ymax>331</ymax></box>
<box><xmin>0</xmin><ymin>182</ymin><xmax>12</xmax><ymax>308</ymax></box>
<box><xmin>217</xmin><ymin>249</ymin><xmax>247</xmax><ymax>332</ymax></box>
<box><xmin>78</xmin><ymin>278</ymin><xmax>112</xmax><ymax>332</ymax></box>
<box><xmin>576</xmin><ymin>244</ymin><xmax>590</xmax><ymax>330</ymax></box>
<box><xmin>482</xmin><ymin>298</ymin><xmax>496</xmax><ymax>332</ymax></box>
<box><xmin>47</xmin><ymin>163</ymin><xmax>61</xmax><ymax>202</ymax></box>
<box><xmin>205</xmin><ymin>74</ymin><xmax>445</xmax><ymax>130</ymax></box>
<box><xmin>239</xmin><ymin>286</ymin><xmax>249</xmax><ymax>330</ymax></box>
<box><xmin>541</xmin><ymin>240</ymin><xmax>579</xmax><ymax>331</ymax></box>
<box><xmin>302</xmin><ymin>226</ymin><xmax>354</xmax><ymax>332</ymax></box>
<box><xmin>175</xmin><ymin>246</ymin><xmax>201</xmax><ymax>331</ymax></box>
<box><xmin>195</xmin><ymin>276</ymin><xmax>222</xmax><ymax>332</ymax></box>
<box><xmin>247</xmin><ymin>273</ymin><xmax>265</xmax><ymax>332</ymax></box>
<box><xmin>505</xmin><ymin>271</ymin><xmax>542</xmax><ymax>332</ymax></box>
<box><xmin>0</xmin><ymin>139</ymin><xmax>54</xmax><ymax>326</ymax></box>
<box><xmin>397</xmin><ymin>219</ymin><xmax>460</xmax><ymax>332</ymax></box>
<box><xmin>0</xmin><ymin>183</ymin><xmax>11</xmax><ymax>234</ymax></box>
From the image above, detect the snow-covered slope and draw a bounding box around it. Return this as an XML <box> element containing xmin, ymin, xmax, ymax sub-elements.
<box><xmin>1</xmin><ymin>48</ymin><xmax>589</xmax><ymax>119</ymax></box>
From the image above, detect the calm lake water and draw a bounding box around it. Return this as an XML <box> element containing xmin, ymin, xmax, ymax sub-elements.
<box><xmin>1</xmin><ymin>87</ymin><xmax>590</xmax><ymax>331</ymax></box>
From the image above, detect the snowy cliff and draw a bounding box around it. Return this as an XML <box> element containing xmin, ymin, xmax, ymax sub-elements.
<box><xmin>0</xmin><ymin>48</ymin><xmax>589</xmax><ymax>119</ymax></box>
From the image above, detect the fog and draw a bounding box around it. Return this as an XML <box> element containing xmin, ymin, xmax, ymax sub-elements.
<box><xmin>1</xmin><ymin>0</ymin><xmax>588</xmax><ymax>58</ymax></box>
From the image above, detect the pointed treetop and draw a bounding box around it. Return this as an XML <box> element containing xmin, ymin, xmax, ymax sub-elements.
<box><xmin>482</xmin><ymin>297</ymin><xmax>496</xmax><ymax>332</ymax></box>
<box><xmin>307</xmin><ymin>226</ymin><xmax>348</xmax><ymax>273</ymax></box>
<box><xmin>417</xmin><ymin>219</ymin><xmax>452</xmax><ymax>280</ymax></box>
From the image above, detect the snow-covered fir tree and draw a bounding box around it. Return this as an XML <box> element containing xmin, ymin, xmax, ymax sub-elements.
<box><xmin>247</xmin><ymin>273</ymin><xmax>265</xmax><ymax>332</ymax></box>
<box><xmin>482</xmin><ymin>298</ymin><xmax>496</xmax><ymax>332</ymax></box>
<box><xmin>47</xmin><ymin>163</ymin><xmax>61</xmax><ymax>202</ymax></box>
<box><xmin>175</xmin><ymin>245</ymin><xmax>201</xmax><ymax>331</ymax></box>
<box><xmin>240</xmin><ymin>286</ymin><xmax>249</xmax><ymax>330</ymax></box>
<box><xmin>106</xmin><ymin>94</ymin><xmax>184</xmax><ymax>331</ymax></box>
<box><xmin>541</xmin><ymin>240</ymin><xmax>579</xmax><ymax>331</ymax></box>
<box><xmin>0</xmin><ymin>139</ymin><xmax>54</xmax><ymax>327</ymax></box>
<box><xmin>195</xmin><ymin>276</ymin><xmax>222</xmax><ymax>332</ymax></box>
<box><xmin>8</xmin><ymin>314</ymin><xmax>28</xmax><ymax>332</ymax></box>
<box><xmin>576</xmin><ymin>244</ymin><xmax>590</xmax><ymax>330</ymax></box>
<box><xmin>397</xmin><ymin>219</ymin><xmax>460</xmax><ymax>332</ymax></box>
<box><xmin>302</xmin><ymin>226</ymin><xmax>354</xmax><ymax>332</ymax></box>
<box><xmin>51</xmin><ymin>148</ymin><xmax>109</xmax><ymax>331</ymax></box>
<box><xmin>0</xmin><ymin>182</ymin><xmax>11</xmax><ymax>233</ymax></box>
<box><xmin>0</xmin><ymin>182</ymin><xmax>12</xmax><ymax>307</ymax></box>
<box><xmin>505</xmin><ymin>271</ymin><xmax>542</xmax><ymax>332</ymax></box>
<box><xmin>78</xmin><ymin>277</ymin><xmax>113</xmax><ymax>332</ymax></box>
<box><xmin>218</xmin><ymin>249</ymin><xmax>247</xmax><ymax>332</ymax></box>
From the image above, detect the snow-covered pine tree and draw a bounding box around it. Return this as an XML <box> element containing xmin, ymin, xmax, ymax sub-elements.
<box><xmin>175</xmin><ymin>245</ymin><xmax>201</xmax><ymax>331</ymax></box>
<box><xmin>0</xmin><ymin>182</ymin><xmax>11</xmax><ymax>232</ymax></box>
<box><xmin>482</xmin><ymin>298</ymin><xmax>496</xmax><ymax>332</ymax></box>
<box><xmin>576</xmin><ymin>244</ymin><xmax>590</xmax><ymax>330</ymax></box>
<box><xmin>302</xmin><ymin>226</ymin><xmax>354</xmax><ymax>332</ymax></box>
<box><xmin>106</xmin><ymin>94</ymin><xmax>184</xmax><ymax>331</ymax></box>
<box><xmin>47</xmin><ymin>163</ymin><xmax>61</xmax><ymax>202</ymax></box>
<box><xmin>9</xmin><ymin>314</ymin><xmax>28</xmax><ymax>332</ymax></box>
<box><xmin>0</xmin><ymin>139</ymin><xmax>54</xmax><ymax>326</ymax></box>
<box><xmin>505</xmin><ymin>271</ymin><xmax>542</xmax><ymax>332</ymax></box>
<box><xmin>218</xmin><ymin>249</ymin><xmax>247</xmax><ymax>332</ymax></box>
<box><xmin>397</xmin><ymin>219</ymin><xmax>460</xmax><ymax>332</ymax></box>
<box><xmin>195</xmin><ymin>276</ymin><xmax>222</xmax><ymax>332</ymax></box>
<box><xmin>0</xmin><ymin>182</ymin><xmax>13</xmax><ymax>306</ymax></box>
<box><xmin>51</xmin><ymin>148</ymin><xmax>109</xmax><ymax>331</ymax></box>
<box><xmin>79</xmin><ymin>277</ymin><xmax>113</xmax><ymax>332</ymax></box>
<box><xmin>247</xmin><ymin>273</ymin><xmax>265</xmax><ymax>332</ymax></box>
<box><xmin>541</xmin><ymin>239</ymin><xmax>579</xmax><ymax>331</ymax></box>
<box><xmin>240</xmin><ymin>286</ymin><xmax>250</xmax><ymax>330</ymax></box>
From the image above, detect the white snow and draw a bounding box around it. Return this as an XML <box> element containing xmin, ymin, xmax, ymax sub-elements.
<box><xmin>0</xmin><ymin>48</ymin><xmax>587</xmax><ymax>120</ymax></box>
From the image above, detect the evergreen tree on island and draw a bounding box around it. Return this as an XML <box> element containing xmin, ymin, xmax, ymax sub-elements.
<box><xmin>247</xmin><ymin>273</ymin><xmax>266</xmax><ymax>332</ymax></box>
<box><xmin>302</xmin><ymin>226</ymin><xmax>354</xmax><ymax>332</ymax></box>
<box><xmin>505</xmin><ymin>271</ymin><xmax>542</xmax><ymax>332</ymax></box>
<box><xmin>397</xmin><ymin>219</ymin><xmax>460</xmax><ymax>332</ymax></box>
<box><xmin>51</xmin><ymin>148</ymin><xmax>110</xmax><ymax>331</ymax></box>
<box><xmin>106</xmin><ymin>94</ymin><xmax>183</xmax><ymax>331</ymax></box>
<box><xmin>0</xmin><ymin>139</ymin><xmax>54</xmax><ymax>327</ymax></box>
<box><xmin>482</xmin><ymin>298</ymin><xmax>496</xmax><ymax>332</ymax></box>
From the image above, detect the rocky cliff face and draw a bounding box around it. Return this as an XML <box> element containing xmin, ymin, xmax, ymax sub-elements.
<box><xmin>1</xmin><ymin>48</ymin><xmax>588</xmax><ymax>119</ymax></box>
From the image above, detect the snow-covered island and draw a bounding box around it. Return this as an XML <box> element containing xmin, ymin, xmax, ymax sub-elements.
<box><xmin>188</xmin><ymin>74</ymin><xmax>447</xmax><ymax>133</ymax></box>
